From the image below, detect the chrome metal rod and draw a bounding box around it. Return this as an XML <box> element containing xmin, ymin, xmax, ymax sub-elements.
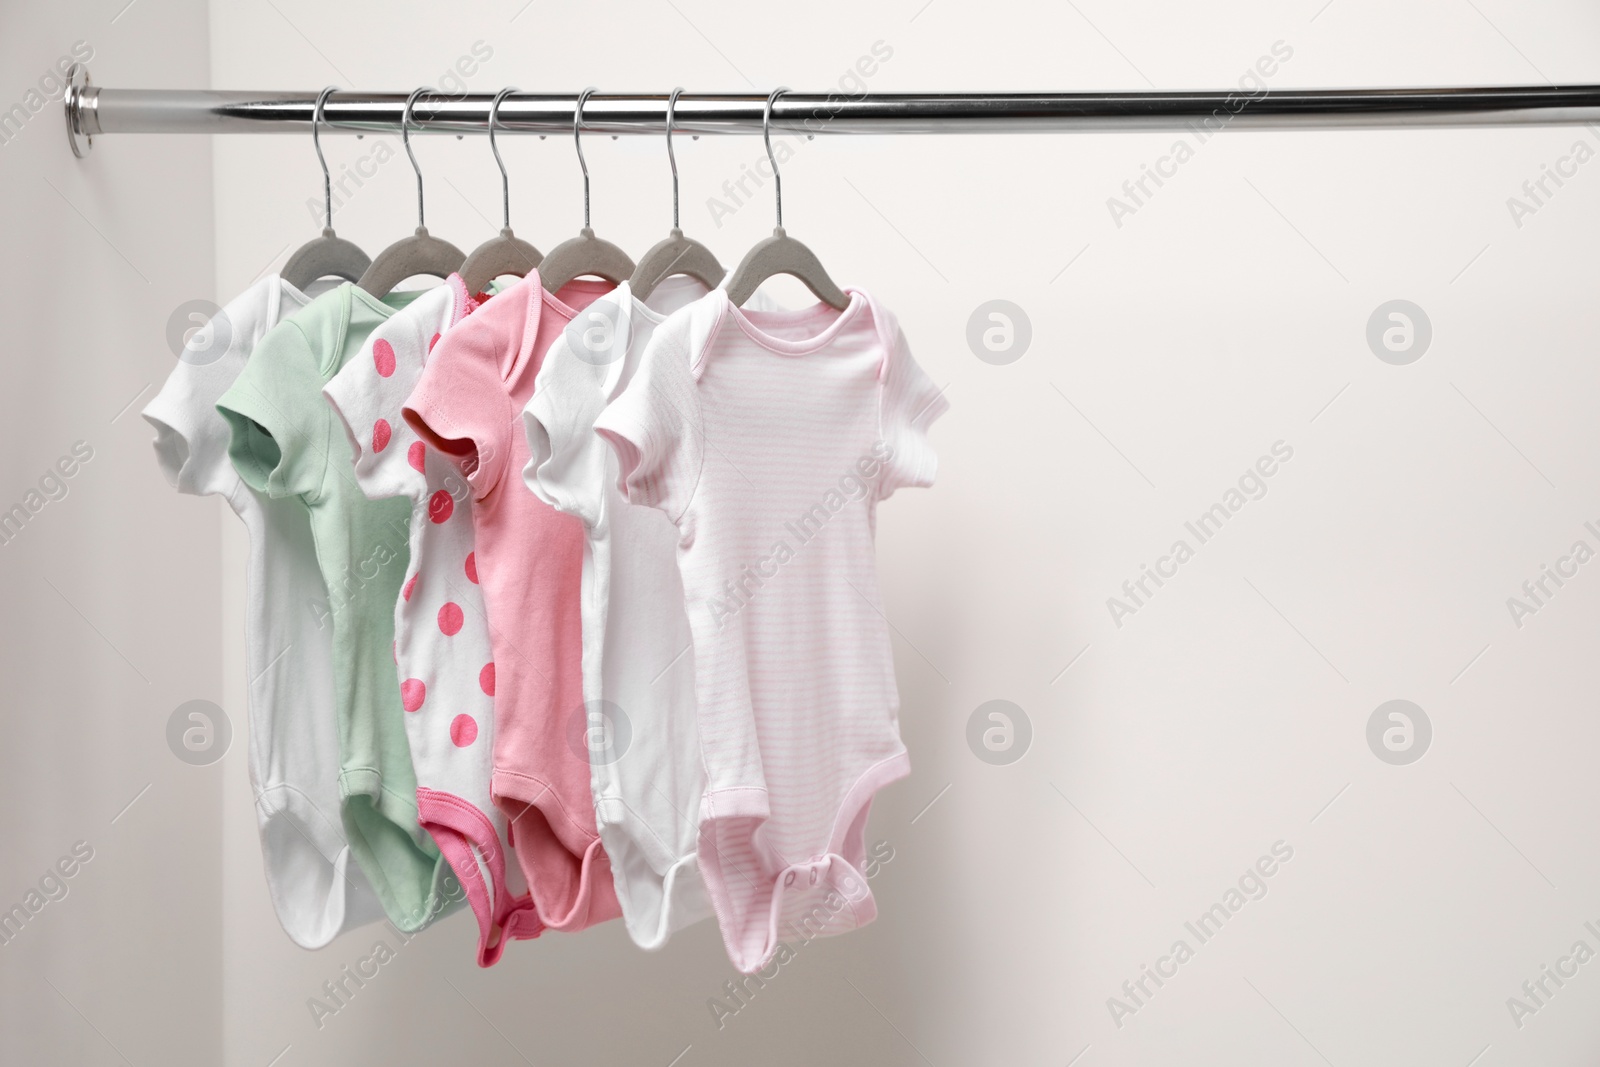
<box><xmin>63</xmin><ymin>68</ymin><xmax>1600</xmax><ymax>158</ymax></box>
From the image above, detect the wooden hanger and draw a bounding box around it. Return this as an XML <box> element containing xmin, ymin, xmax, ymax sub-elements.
<box><xmin>539</xmin><ymin>88</ymin><xmax>636</xmax><ymax>294</ymax></box>
<box><xmin>358</xmin><ymin>87</ymin><xmax>465</xmax><ymax>298</ymax></box>
<box><xmin>723</xmin><ymin>87</ymin><xmax>849</xmax><ymax>310</ymax></box>
<box><xmin>281</xmin><ymin>86</ymin><xmax>371</xmax><ymax>290</ymax></box>
<box><xmin>458</xmin><ymin>87</ymin><xmax>543</xmax><ymax>295</ymax></box>
<box><xmin>630</xmin><ymin>88</ymin><xmax>725</xmax><ymax>302</ymax></box>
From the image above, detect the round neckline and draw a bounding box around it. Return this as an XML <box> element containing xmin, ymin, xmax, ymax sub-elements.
<box><xmin>514</xmin><ymin>274</ymin><xmax>619</xmax><ymax>389</ymax></box>
<box><xmin>632</xmin><ymin>274</ymin><xmax>712</xmax><ymax>324</ymax></box>
<box><xmin>346</xmin><ymin>280</ymin><xmax>425</xmax><ymax>320</ymax></box>
<box><xmin>717</xmin><ymin>287</ymin><xmax>865</xmax><ymax>355</ymax></box>
<box><xmin>541</xmin><ymin>276</ymin><xmax>618</xmax><ymax>321</ymax></box>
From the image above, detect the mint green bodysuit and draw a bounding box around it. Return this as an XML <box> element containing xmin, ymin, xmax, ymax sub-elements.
<box><xmin>220</xmin><ymin>283</ymin><xmax>459</xmax><ymax>933</ymax></box>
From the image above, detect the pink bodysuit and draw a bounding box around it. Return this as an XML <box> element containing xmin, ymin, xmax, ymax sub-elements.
<box><xmin>595</xmin><ymin>288</ymin><xmax>947</xmax><ymax>973</ymax></box>
<box><xmin>403</xmin><ymin>274</ymin><xmax>621</xmax><ymax>933</ymax></box>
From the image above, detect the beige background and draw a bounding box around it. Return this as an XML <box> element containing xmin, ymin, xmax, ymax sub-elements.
<box><xmin>5</xmin><ymin>0</ymin><xmax>1600</xmax><ymax>1063</ymax></box>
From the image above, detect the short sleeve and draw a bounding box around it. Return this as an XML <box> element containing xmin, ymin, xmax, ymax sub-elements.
<box><xmin>143</xmin><ymin>361</ymin><xmax>236</xmax><ymax>499</ymax></box>
<box><xmin>401</xmin><ymin>308</ymin><xmax>513</xmax><ymax>502</ymax></box>
<box><xmin>875</xmin><ymin>316</ymin><xmax>948</xmax><ymax>501</ymax></box>
<box><xmin>143</xmin><ymin>278</ymin><xmax>292</xmax><ymax>499</ymax></box>
<box><xmin>324</xmin><ymin>311</ymin><xmax>433</xmax><ymax>504</ymax></box>
<box><xmin>522</xmin><ymin>298</ymin><xmax>625</xmax><ymax>528</ymax></box>
<box><xmin>593</xmin><ymin>327</ymin><xmax>703</xmax><ymax>525</ymax></box>
<box><xmin>216</xmin><ymin>320</ymin><xmax>331</xmax><ymax>501</ymax></box>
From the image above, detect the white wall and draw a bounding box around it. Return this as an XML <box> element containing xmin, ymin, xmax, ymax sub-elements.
<box><xmin>0</xmin><ymin>1</ymin><xmax>222</xmax><ymax>1065</ymax></box>
<box><xmin>8</xmin><ymin>0</ymin><xmax>1600</xmax><ymax>1064</ymax></box>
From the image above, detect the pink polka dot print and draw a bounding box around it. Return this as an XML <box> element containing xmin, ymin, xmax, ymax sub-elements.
<box><xmin>402</xmin><ymin>573</ymin><xmax>418</xmax><ymax>602</ymax></box>
<box><xmin>428</xmin><ymin>489</ymin><xmax>454</xmax><ymax>524</ymax></box>
<box><xmin>373</xmin><ymin>338</ymin><xmax>396</xmax><ymax>378</ymax></box>
<box><xmin>400</xmin><ymin>678</ymin><xmax>426</xmax><ymax>712</ymax></box>
<box><xmin>372</xmin><ymin>418</ymin><xmax>392</xmax><ymax>453</ymax></box>
<box><xmin>464</xmin><ymin>551</ymin><xmax>478</xmax><ymax>584</ymax></box>
<box><xmin>450</xmin><ymin>714</ymin><xmax>478</xmax><ymax>747</ymax></box>
<box><xmin>479</xmin><ymin>662</ymin><xmax>495</xmax><ymax>696</ymax></box>
<box><xmin>429</xmin><ymin>332</ymin><xmax>441</xmax><ymax>352</ymax></box>
<box><xmin>408</xmin><ymin>441</ymin><xmax>426</xmax><ymax>474</ymax></box>
<box><xmin>438</xmin><ymin>602</ymin><xmax>464</xmax><ymax>636</ymax></box>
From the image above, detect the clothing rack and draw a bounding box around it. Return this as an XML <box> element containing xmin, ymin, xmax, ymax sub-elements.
<box><xmin>62</xmin><ymin>65</ymin><xmax>1600</xmax><ymax>157</ymax></box>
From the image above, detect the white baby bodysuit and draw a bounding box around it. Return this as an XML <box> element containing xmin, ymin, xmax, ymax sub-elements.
<box><xmin>521</xmin><ymin>276</ymin><xmax>725</xmax><ymax>949</ymax></box>
<box><xmin>143</xmin><ymin>275</ymin><xmax>383</xmax><ymax>949</ymax></box>
<box><xmin>324</xmin><ymin>274</ymin><xmax>540</xmax><ymax>966</ymax></box>
<box><xmin>595</xmin><ymin>287</ymin><xmax>947</xmax><ymax>974</ymax></box>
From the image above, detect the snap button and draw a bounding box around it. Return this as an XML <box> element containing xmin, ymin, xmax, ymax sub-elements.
<box><xmin>808</xmin><ymin>869</ymin><xmax>819</xmax><ymax>886</ymax></box>
<box><xmin>783</xmin><ymin>871</ymin><xmax>796</xmax><ymax>887</ymax></box>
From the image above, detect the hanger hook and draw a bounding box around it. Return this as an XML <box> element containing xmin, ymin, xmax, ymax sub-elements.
<box><xmin>573</xmin><ymin>87</ymin><xmax>597</xmax><ymax>232</ymax></box>
<box><xmin>401</xmin><ymin>87</ymin><xmax>432</xmax><ymax>232</ymax></box>
<box><xmin>666</xmin><ymin>87</ymin><xmax>684</xmax><ymax>233</ymax></box>
<box><xmin>763</xmin><ymin>87</ymin><xmax>789</xmax><ymax>231</ymax></box>
<box><xmin>488</xmin><ymin>87</ymin><xmax>518</xmax><ymax>233</ymax></box>
<box><xmin>312</xmin><ymin>86</ymin><xmax>338</xmax><ymax>234</ymax></box>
